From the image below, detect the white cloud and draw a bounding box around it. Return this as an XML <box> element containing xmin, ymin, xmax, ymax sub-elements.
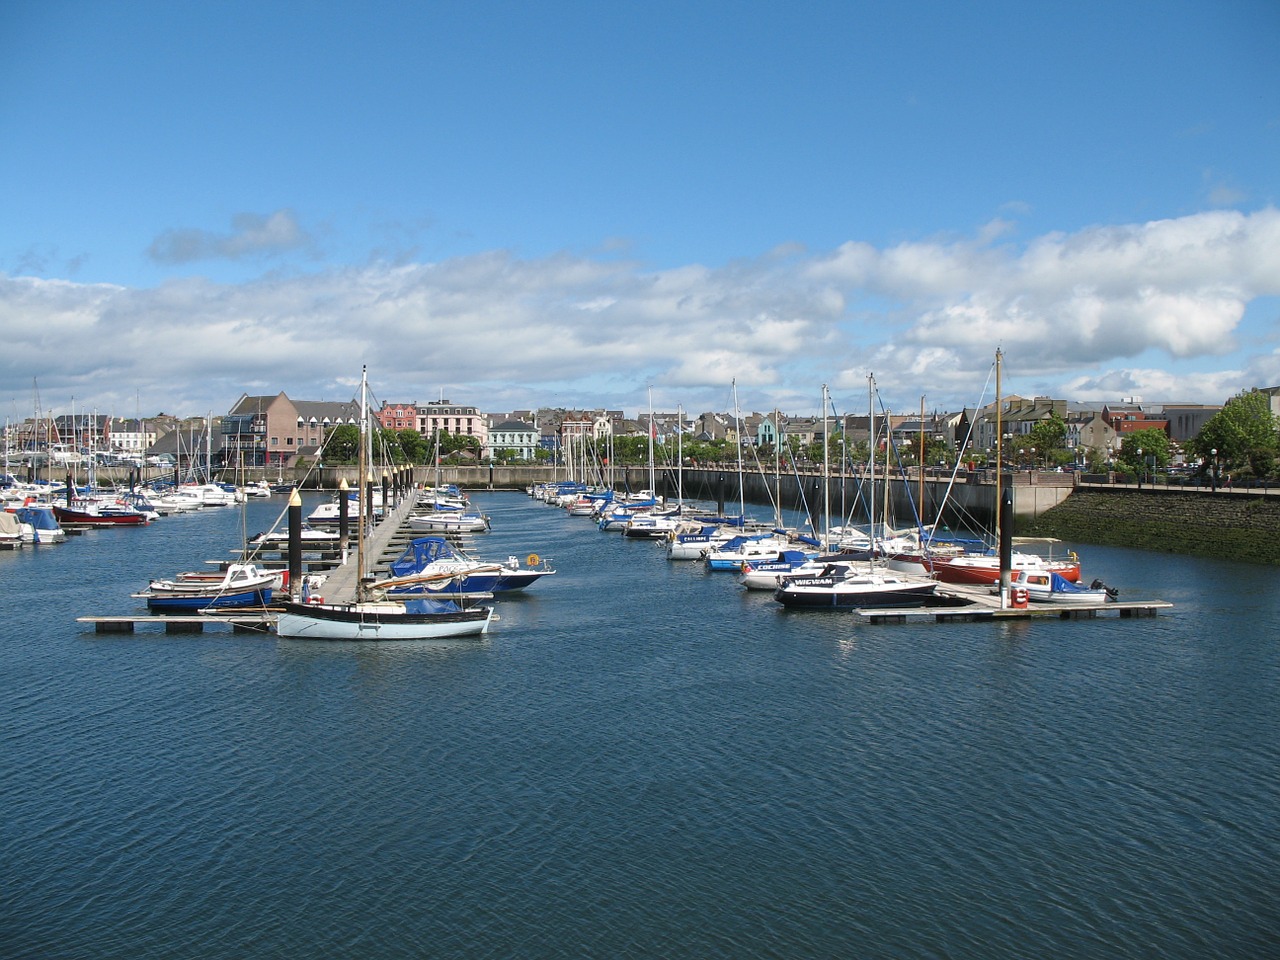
<box><xmin>148</xmin><ymin>209</ymin><xmax>310</xmax><ymax>264</ymax></box>
<box><xmin>5</xmin><ymin>208</ymin><xmax>1280</xmax><ymax>417</ymax></box>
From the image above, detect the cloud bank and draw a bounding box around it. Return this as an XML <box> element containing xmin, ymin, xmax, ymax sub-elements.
<box><xmin>4</xmin><ymin>208</ymin><xmax>1279</xmax><ymax>418</ymax></box>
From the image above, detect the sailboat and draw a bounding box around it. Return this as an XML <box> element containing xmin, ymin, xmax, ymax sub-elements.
<box><xmin>274</xmin><ymin>368</ymin><xmax>494</xmax><ymax>641</ymax></box>
<box><xmin>773</xmin><ymin>381</ymin><xmax>939</xmax><ymax>609</ymax></box>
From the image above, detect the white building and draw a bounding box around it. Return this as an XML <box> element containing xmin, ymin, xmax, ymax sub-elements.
<box><xmin>417</xmin><ymin>401</ymin><xmax>488</xmax><ymax>452</ymax></box>
<box><xmin>488</xmin><ymin>419</ymin><xmax>539</xmax><ymax>460</ymax></box>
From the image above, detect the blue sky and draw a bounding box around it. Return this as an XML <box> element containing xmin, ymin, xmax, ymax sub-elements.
<box><xmin>3</xmin><ymin>0</ymin><xmax>1279</xmax><ymax>422</ymax></box>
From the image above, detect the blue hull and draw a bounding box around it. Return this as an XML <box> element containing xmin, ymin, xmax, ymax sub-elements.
<box><xmin>147</xmin><ymin>588</ymin><xmax>273</xmax><ymax>611</ymax></box>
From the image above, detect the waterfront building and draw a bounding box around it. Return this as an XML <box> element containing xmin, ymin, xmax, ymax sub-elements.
<box><xmin>415</xmin><ymin>400</ymin><xmax>488</xmax><ymax>454</ymax></box>
<box><xmin>225</xmin><ymin>393</ymin><xmax>360</xmax><ymax>467</ymax></box>
<box><xmin>1159</xmin><ymin>403</ymin><xmax>1223</xmax><ymax>443</ymax></box>
<box><xmin>376</xmin><ymin>402</ymin><xmax>418</xmax><ymax>432</ymax></box>
<box><xmin>1102</xmin><ymin>402</ymin><xmax>1170</xmax><ymax>438</ymax></box>
<box><xmin>104</xmin><ymin>418</ymin><xmax>158</xmax><ymax>458</ymax></box>
<box><xmin>487</xmin><ymin>419</ymin><xmax>539</xmax><ymax>460</ymax></box>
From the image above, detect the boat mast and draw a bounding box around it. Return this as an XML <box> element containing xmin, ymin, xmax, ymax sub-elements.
<box><xmin>647</xmin><ymin>386</ymin><xmax>655</xmax><ymax>497</ymax></box>
<box><xmin>676</xmin><ymin>403</ymin><xmax>684</xmax><ymax>509</ymax></box>
<box><xmin>994</xmin><ymin>348</ymin><xmax>1005</xmax><ymax>608</ymax></box>
<box><xmin>821</xmin><ymin>384</ymin><xmax>831</xmax><ymax>549</ymax></box>
<box><xmin>919</xmin><ymin>394</ymin><xmax>926</xmax><ymax>540</ymax></box>
<box><xmin>357</xmin><ymin>366</ymin><xmax>368</xmax><ymax>599</ymax></box>
<box><xmin>868</xmin><ymin>373</ymin><xmax>876</xmax><ymax>560</ymax></box>
<box><xmin>773</xmin><ymin>406</ymin><xmax>781</xmax><ymax>529</ymax></box>
<box><xmin>732</xmin><ymin>378</ymin><xmax>744</xmax><ymax>519</ymax></box>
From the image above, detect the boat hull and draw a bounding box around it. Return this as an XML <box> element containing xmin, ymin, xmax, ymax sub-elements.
<box><xmin>147</xmin><ymin>588</ymin><xmax>272</xmax><ymax>611</ymax></box>
<box><xmin>773</xmin><ymin>576</ymin><xmax>939</xmax><ymax>608</ymax></box>
<box><xmin>53</xmin><ymin>505</ymin><xmax>149</xmax><ymax>526</ymax></box>
<box><xmin>927</xmin><ymin>556</ymin><xmax>1081</xmax><ymax>585</ymax></box>
<box><xmin>275</xmin><ymin>601</ymin><xmax>493</xmax><ymax>640</ymax></box>
<box><xmin>407</xmin><ymin>514</ymin><xmax>490</xmax><ymax>533</ymax></box>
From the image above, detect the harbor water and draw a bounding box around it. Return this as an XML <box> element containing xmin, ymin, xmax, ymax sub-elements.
<box><xmin>2</xmin><ymin>491</ymin><xmax>1278</xmax><ymax>958</ymax></box>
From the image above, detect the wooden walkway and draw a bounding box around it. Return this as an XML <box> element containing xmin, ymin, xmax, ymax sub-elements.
<box><xmin>856</xmin><ymin>583</ymin><xmax>1172</xmax><ymax>624</ymax></box>
<box><xmin>315</xmin><ymin>495</ymin><xmax>419</xmax><ymax>601</ymax></box>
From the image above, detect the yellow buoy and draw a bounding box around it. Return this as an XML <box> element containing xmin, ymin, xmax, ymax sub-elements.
<box><xmin>526</xmin><ymin>553</ymin><xmax>540</xmax><ymax>567</ymax></box>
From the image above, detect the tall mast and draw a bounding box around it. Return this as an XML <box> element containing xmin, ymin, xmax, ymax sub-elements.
<box><xmin>821</xmin><ymin>385</ymin><xmax>830</xmax><ymax>549</ymax></box>
<box><xmin>647</xmin><ymin>386</ymin><xmax>655</xmax><ymax>496</ymax></box>
<box><xmin>919</xmin><ymin>394</ymin><xmax>926</xmax><ymax>538</ymax></box>
<box><xmin>357</xmin><ymin>366</ymin><xmax>368</xmax><ymax>593</ymax></box>
<box><xmin>994</xmin><ymin>349</ymin><xmax>1005</xmax><ymax>607</ymax></box>
<box><xmin>676</xmin><ymin>403</ymin><xmax>684</xmax><ymax>509</ymax></box>
<box><xmin>868</xmin><ymin>373</ymin><xmax>875</xmax><ymax>541</ymax></box>
<box><xmin>773</xmin><ymin>406</ymin><xmax>781</xmax><ymax>528</ymax></box>
<box><xmin>732</xmin><ymin>379</ymin><xmax>744</xmax><ymax>519</ymax></box>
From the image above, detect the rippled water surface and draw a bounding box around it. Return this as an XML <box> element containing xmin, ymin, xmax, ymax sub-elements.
<box><xmin>2</xmin><ymin>491</ymin><xmax>1278</xmax><ymax>958</ymax></box>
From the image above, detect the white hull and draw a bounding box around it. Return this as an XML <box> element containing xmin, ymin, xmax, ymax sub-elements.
<box><xmin>275</xmin><ymin>601</ymin><xmax>493</xmax><ymax>640</ymax></box>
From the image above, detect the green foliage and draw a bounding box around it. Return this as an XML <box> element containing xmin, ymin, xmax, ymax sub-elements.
<box><xmin>1189</xmin><ymin>389</ymin><xmax>1280</xmax><ymax>477</ymax></box>
<box><xmin>1027</xmin><ymin>413</ymin><xmax>1068</xmax><ymax>464</ymax></box>
<box><xmin>323</xmin><ymin>424</ymin><xmax>360</xmax><ymax>463</ymax></box>
<box><xmin>394</xmin><ymin>429</ymin><xmax>430</xmax><ymax>464</ymax></box>
<box><xmin>433</xmin><ymin>430</ymin><xmax>482</xmax><ymax>461</ymax></box>
<box><xmin>1118</xmin><ymin>429</ymin><xmax>1170</xmax><ymax>474</ymax></box>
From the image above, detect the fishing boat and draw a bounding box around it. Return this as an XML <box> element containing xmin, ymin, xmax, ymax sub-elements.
<box><xmin>139</xmin><ymin>562</ymin><xmax>277</xmax><ymax>611</ymax></box>
<box><xmin>1013</xmin><ymin>569</ymin><xmax>1118</xmax><ymax>604</ymax></box>
<box><xmin>274</xmin><ymin>367</ymin><xmax>494</xmax><ymax>642</ymax></box>
<box><xmin>53</xmin><ymin>498</ymin><xmax>150</xmax><ymax>526</ymax></box>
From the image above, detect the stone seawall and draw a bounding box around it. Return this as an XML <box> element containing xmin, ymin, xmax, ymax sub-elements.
<box><xmin>1019</xmin><ymin>488</ymin><xmax>1280</xmax><ymax>566</ymax></box>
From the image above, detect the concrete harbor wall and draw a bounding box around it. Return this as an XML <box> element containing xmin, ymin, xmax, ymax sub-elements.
<box><xmin>1018</xmin><ymin>487</ymin><xmax>1280</xmax><ymax>565</ymax></box>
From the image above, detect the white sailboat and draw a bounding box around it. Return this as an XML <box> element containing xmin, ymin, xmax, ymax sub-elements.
<box><xmin>275</xmin><ymin>367</ymin><xmax>493</xmax><ymax>641</ymax></box>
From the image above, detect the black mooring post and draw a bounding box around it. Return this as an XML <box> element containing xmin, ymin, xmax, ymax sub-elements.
<box><xmin>338</xmin><ymin>477</ymin><xmax>350</xmax><ymax>556</ymax></box>
<box><xmin>288</xmin><ymin>489</ymin><xmax>303</xmax><ymax>601</ymax></box>
<box><xmin>998</xmin><ymin>482</ymin><xmax>1014</xmax><ymax>605</ymax></box>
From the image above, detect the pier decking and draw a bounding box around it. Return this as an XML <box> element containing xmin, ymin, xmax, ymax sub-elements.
<box><xmin>856</xmin><ymin>582</ymin><xmax>1172</xmax><ymax>624</ymax></box>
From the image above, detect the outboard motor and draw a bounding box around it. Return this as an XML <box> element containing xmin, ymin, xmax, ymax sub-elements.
<box><xmin>1090</xmin><ymin>578</ymin><xmax>1120</xmax><ymax>600</ymax></box>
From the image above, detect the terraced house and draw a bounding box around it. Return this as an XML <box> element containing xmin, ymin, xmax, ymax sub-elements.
<box><xmin>225</xmin><ymin>392</ymin><xmax>360</xmax><ymax>467</ymax></box>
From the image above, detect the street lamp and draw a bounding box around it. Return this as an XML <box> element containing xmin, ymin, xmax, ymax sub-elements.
<box><xmin>1211</xmin><ymin>448</ymin><xmax>1218</xmax><ymax>491</ymax></box>
<box><xmin>1137</xmin><ymin>447</ymin><xmax>1143</xmax><ymax>488</ymax></box>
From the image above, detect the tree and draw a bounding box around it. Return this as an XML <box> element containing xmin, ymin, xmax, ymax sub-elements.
<box><xmin>1118</xmin><ymin>428</ymin><xmax>1170</xmax><ymax>475</ymax></box>
<box><xmin>1027</xmin><ymin>413</ymin><xmax>1068</xmax><ymax>467</ymax></box>
<box><xmin>374</xmin><ymin>427</ymin><xmax>407</xmax><ymax>464</ymax></box>
<box><xmin>1188</xmin><ymin>389</ymin><xmax>1280</xmax><ymax>478</ymax></box>
<box><xmin>323</xmin><ymin>424</ymin><xmax>360</xmax><ymax>463</ymax></box>
<box><xmin>394</xmin><ymin>429</ymin><xmax>429</xmax><ymax>464</ymax></box>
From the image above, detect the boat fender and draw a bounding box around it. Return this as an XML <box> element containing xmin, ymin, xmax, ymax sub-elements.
<box><xmin>526</xmin><ymin>553</ymin><xmax>540</xmax><ymax>567</ymax></box>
